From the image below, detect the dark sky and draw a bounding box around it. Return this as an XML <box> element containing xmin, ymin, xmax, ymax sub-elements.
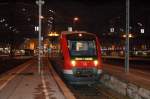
<box><xmin>43</xmin><ymin>0</ymin><xmax>126</xmax><ymax>33</ymax></box>
<box><xmin>44</xmin><ymin>0</ymin><xmax>150</xmax><ymax>35</ymax></box>
<box><xmin>0</xmin><ymin>0</ymin><xmax>150</xmax><ymax>40</ymax></box>
<box><xmin>0</xmin><ymin>0</ymin><xmax>125</xmax><ymax>33</ymax></box>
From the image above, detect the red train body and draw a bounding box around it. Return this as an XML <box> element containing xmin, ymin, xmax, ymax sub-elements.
<box><xmin>60</xmin><ymin>31</ymin><xmax>102</xmax><ymax>84</ymax></box>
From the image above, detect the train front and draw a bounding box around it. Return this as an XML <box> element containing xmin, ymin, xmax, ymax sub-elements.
<box><xmin>62</xmin><ymin>32</ymin><xmax>102</xmax><ymax>84</ymax></box>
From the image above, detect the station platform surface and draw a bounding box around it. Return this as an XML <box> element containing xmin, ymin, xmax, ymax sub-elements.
<box><xmin>103</xmin><ymin>63</ymin><xmax>150</xmax><ymax>90</ymax></box>
<box><xmin>0</xmin><ymin>57</ymin><xmax>75</xmax><ymax>99</ymax></box>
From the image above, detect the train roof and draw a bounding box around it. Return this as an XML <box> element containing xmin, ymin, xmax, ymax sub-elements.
<box><xmin>60</xmin><ymin>31</ymin><xmax>97</xmax><ymax>40</ymax></box>
<box><xmin>61</xmin><ymin>31</ymin><xmax>96</xmax><ymax>36</ymax></box>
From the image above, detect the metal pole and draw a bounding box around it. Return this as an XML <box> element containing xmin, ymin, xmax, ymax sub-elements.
<box><xmin>36</xmin><ymin>0</ymin><xmax>44</xmax><ymax>74</ymax></box>
<box><xmin>125</xmin><ymin>0</ymin><xmax>130</xmax><ymax>73</ymax></box>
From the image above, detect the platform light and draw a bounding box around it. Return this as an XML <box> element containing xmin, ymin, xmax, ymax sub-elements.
<box><xmin>123</xmin><ymin>34</ymin><xmax>133</xmax><ymax>38</ymax></box>
<box><xmin>48</xmin><ymin>32</ymin><xmax>59</xmax><ymax>37</ymax></box>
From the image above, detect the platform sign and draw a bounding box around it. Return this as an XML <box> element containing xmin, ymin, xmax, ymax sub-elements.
<box><xmin>68</xmin><ymin>27</ymin><xmax>73</xmax><ymax>32</ymax></box>
<box><xmin>141</xmin><ymin>29</ymin><xmax>144</xmax><ymax>34</ymax></box>
<box><xmin>110</xmin><ymin>27</ymin><xmax>114</xmax><ymax>32</ymax></box>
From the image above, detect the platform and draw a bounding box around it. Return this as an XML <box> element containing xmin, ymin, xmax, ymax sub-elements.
<box><xmin>0</xmin><ymin>57</ymin><xmax>75</xmax><ymax>99</ymax></box>
<box><xmin>101</xmin><ymin>63</ymin><xmax>150</xmax><ymax>99</ymax></box>
<box><xmin>103</xmin><ymin>63</ymin><xmax>150</xmax><ymax>89</ymax></box>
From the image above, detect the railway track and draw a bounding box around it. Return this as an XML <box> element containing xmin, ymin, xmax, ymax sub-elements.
<box><xmin>49</xmin><ymin>58</ymin><xmax>130</xmax><ymax>99</ymax></box>
<box><xmin>68</xmin><ymin>83</ymin><xmax>129</xmax><ymax>99</ymax></box>
<box><xmin>69</xmin><ymin>84</ymin><xmax>106</xmax><ymax>99</ymax></box>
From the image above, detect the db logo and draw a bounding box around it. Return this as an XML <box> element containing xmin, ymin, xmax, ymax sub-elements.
<box><xmin>83</xmin><ymin>62</ymin><xmax>87</xmax><ymax>66</ymax></box>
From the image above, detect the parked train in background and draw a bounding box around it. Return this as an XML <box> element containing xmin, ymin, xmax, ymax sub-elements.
<box><xmin>60</xmin><ymin>31</ymin><xmax>102</xmax><ymax>84</ymax></box>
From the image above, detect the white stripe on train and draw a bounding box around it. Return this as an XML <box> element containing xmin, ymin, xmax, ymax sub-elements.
<box><xmin>63</xmin><ymin>69</ymin><xmax>102</xmax><ymax>74</ymax></box>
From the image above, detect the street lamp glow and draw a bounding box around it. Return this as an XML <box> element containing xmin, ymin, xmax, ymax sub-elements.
<box><xmin>48</xmin><ymin>32</ymin><xmax>59</xmax><ymax>37</ymax></box>
<box><xmin>74</xmin><ymin>17</ymin><xmax>79</xmax><ymax>21</ymax></box>
<box><xmin>40</xmin><ymin>15</ymin><xmax>44</xmax><ymax>19</ymax></box>
<box><xmin>73</xmin><ymin>17</ymin><xmax>79</xmax><ymax>30</ymax></box>
<box><xmin>123</xmin><ymin>34</ymin><xmax>133</xmax><ymax>38</ymax></box>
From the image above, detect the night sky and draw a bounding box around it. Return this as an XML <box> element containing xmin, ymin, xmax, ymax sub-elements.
<box><xmin>44</xmin><ymin>0</ymin><xmax>150</xmax><ymax>34</ymax></box>
<box><xmin>0</xmin><ymin>0</ymin><xmax>150</xmax><ymax>42</ymax></box>
<box><xmin>45</xmin><ymin>0</ymin><xmax>125</xmax><ymax>33</ymax></box>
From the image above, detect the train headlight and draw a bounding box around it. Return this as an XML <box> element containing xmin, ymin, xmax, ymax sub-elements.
<box><xmin>94</xmin><ymin>60</ymin><xmax>98</xmax><ymax>66</ymax></box>
<box><xmin>71</xmin><ymin>60</ymin><xmax>76</xmax><ymax>67</ymax></box>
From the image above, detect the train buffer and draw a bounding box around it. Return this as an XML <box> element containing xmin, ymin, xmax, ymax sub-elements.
<box><xmin>0</xmin><ymin>58</ymin><xmax>76</xmax><ymax>99</ymax></box>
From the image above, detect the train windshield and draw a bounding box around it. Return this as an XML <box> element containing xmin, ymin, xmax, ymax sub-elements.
<box><xmin>68</xmin><ymin>40</ymin><xmax>97</xmax><ymax>57</ymax></box>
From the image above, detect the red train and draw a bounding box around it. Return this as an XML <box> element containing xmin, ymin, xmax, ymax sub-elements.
<box><xmin>60</xmin><ymin>31</ymin><xmax>102</xmax><ymax>84</ymax></box>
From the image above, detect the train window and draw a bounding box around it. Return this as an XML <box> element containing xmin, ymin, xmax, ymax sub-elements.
<box><xmin>76</xmin><ymin>42</ymin><xmax>88</xmax><ymax>51</ymax></box>
<box><xmin>68</xmin><ymin>40</ymin><xmax>97</xmax><ymax>57</ymax></box>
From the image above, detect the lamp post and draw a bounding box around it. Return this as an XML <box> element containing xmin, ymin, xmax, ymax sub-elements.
<box><xmin>73</xmin><ymin>17</ymin><xmax>79</xmax><ymax>31</ymax></box>
<box><xmin>125</xmin><ymin>0</ymin><xmax>130</xmax><ymax>73</ymax></box>
<box><xmin>36</xmin><ymin>0</ymin><xmax>44</xmax><ymax>74</ymax></box>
